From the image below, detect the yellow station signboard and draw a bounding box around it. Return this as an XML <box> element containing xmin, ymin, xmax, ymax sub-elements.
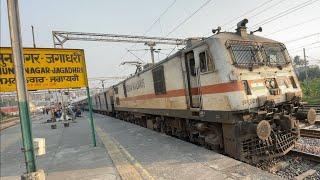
<box><xmin>0</xmin><ymin>47</ymin><xmax>88</xmax><ymax>92</ymax></box>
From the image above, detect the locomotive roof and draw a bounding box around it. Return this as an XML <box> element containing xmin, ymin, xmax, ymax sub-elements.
<box><xmin>109</xmin><ymin>31</ymin><xmax>284</xmax><ymax>88</ymax></box>
<box><xmin>211</xmin><ymin>31</ymin><xmax>280</xmax><ymax>44</ymax></box>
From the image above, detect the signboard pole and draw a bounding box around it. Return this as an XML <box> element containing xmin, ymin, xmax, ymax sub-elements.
<box><xmin>7</xmin><ymin>0</ymin><xmax>37</xmax><ymax>173</ymax></box>
<box><xmin>86</xmin><ymin>87</ymin><xmax>97</xmax><ymax>147</ymax></box>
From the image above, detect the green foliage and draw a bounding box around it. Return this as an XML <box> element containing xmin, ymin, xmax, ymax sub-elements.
<box><xmin>301</xmin><ymin>78</ymin><xmax>320</xmax><ymax>104</ymax></box>
<box><xmin>298</xmin><ymin>65</ymin><xmax>320</xmax><ymax>81</ymax></box>
<box><xmin>293</xmin><ymin>56</ymin><xmax>304</xmax><ymax>66</ymax></box>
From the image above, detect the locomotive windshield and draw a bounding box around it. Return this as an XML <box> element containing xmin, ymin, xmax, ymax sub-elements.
<box><xmin>228</xmin><ymin>42</ymin><xmax>261</xmax><ymax>68</ymax></box>
<box><xmin>262</xmin><ymin>44</ymin><xmax>287</xmax><ymax>67</ymax></box>
<box><xmin>226</xmin><ymin>40</ymin><xmax>288</xmax><ymax>69</ymax></box>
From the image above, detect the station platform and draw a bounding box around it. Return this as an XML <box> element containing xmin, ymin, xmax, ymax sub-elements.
<box><xmin>1</xmin><ymin>113</ymin><xmax>280</xmax><ymax>180</ymax></box>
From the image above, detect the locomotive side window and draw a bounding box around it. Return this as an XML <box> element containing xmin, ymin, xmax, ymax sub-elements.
<box><xmin>189</xmin><ymin>58</ymin><xmax>196</xmax><ymax>76</ymax></box>
<box><xmin>123</xmin><ymin>82</ymin><xmax>127</xmax><ymax>98</ymax></box>
<box><xmin>152</xmin><ymin>65</ymin><xmax>166</xmax><ymax>95</ymax></box>
<box><xmin>199</xmin><ymin>50</ymin><xmax>213</xmax><ymax>73</ymax></box>
<box><xmin>115</xmin><ymin>97</ymin><xmax>120</xmax><ymax>105</ymax></box>
<box><xmin>186</xmin><ymin>52</ymin><xmax>196</xmax><ymax>76</ymax></box>
<box><xmin>95</xmin><ymin>96</ymin><xmax>99</xmax><ymax>107</ymax></box>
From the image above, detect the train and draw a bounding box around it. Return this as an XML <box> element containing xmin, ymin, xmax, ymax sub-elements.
<box><xmin>75</xmin><ymin>19</ymin><xmax>317</xmax><ymax>163</ymax></box>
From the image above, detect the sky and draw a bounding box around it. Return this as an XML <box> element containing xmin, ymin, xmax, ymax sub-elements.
<box><xmin>1</xmin><ymin>0</ymin><xmax>320</xmax><ymax>88</ymax></box>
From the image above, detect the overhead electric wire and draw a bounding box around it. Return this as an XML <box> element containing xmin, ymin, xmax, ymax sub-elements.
<box><xmin>289</xmin><ymin>45</ymin><xmax>320</xmax><ymax>54</ymax></box>
<box><xmin>165</xmin><ymin>45</ymin><xmax>179</xmax><ymax>58</ymax></box>
<box><xmin>252</xmin><ymin>0</ymin><xmax>319</xmax><ymax>28</ymax></box>
<box><xmin>284</xmin><ymin>33</ymin><xmax>320</xmax><ymax>43</ymax></box>
<box><xmin>265</xmin><ymin>16</ymin><xmax>320</xmax><ymax>36</ymax></box>
<box><xmin>288</xmin><ymin>41</ymin><xmax>320</xmax><ymax>51</ymax></box>
<box><xmin>245</xmin><ymin>0</ymin><xmax>289</xmax><ymax>21</ymax></box>
<box><xmin>307</xmin><ymin>45</ymin><xmax>320</xmax><ymax>50</ymax></box>
<box><xmin>119</xmin><ymin>0</ymin><xmax>177</xmax><ymax>62</ymax></box>
<box><xmin>126</xmin><ymin>48</ymin><xmax>145</xmax><ymax>62</ymax></box>
<box><xmin>165</xmin><ymin>0</ymin><xmax>213</xmax><ymax>37</ymax></box>
<box><xmin>161</xmin><ymin>0</ymin><xmax>214</xmax><ymax>59</ymax></box>
<box><xmin>221</xmin><ymin>0</ymin><xmax>275</xmax><ymax>29</ymax></box>
<box><xmin>226</xmin><ymin>0</ymin><xmax>289</xmax><ymax>30</ymax></box>
<box><xmin>143</xmin><ymin>0</ymin><xmax>177</xmax><ymax>35</ymax></box>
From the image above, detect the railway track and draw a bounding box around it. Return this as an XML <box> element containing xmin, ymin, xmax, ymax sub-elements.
<box><xmin>300</xmin><ymin>128</ymin><xmax>320</xmax><ymax>139</ymax></box>
<box><xmin>0</xmin><ymin>115</ymin><xmax>39</xmax><ymax>131</ymax></box>
<box><xmin>256</xmin><ymin>149</ymin><xmax>320</xmax><ymax>179</ymax></box>
<box><xmin>287</xmin><ymin>150</ymin><xmax>320</xmax><ymax>179</ymax></box>
<box><xmin>302</xmin><ymin>104</ymin><xmax>320</xmax><ymax>114</ymax></box>
<box><xmin>288</xmin><ymin>149</ymin><xmax>320</xmax><ymax>163</ymax></box>
<box><xmin>299</xmin><ymin>104</ymin><xmax>320</xmax><ymax>138</ymax></box>
<box><xmin>0</xmin><ymin>117</ymin><xmax>20</xmax><ymax>131</ymax></box>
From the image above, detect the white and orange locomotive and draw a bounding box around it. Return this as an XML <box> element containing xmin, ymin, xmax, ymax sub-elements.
<box><xmin>80</xmin><ymin>19</ymin><xmax>316</xmax><ymax>163</ymax></box>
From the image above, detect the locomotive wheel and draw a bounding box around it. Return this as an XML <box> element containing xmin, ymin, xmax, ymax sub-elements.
<box><xmin>256</xmin><ymin>120</ymin><xmax>271</xmax><ymax>141</ymax></box>
<box><xmin>307</xmin><ymin>108</ymin><xmax>316</xmax><ymax>125</ymax></box>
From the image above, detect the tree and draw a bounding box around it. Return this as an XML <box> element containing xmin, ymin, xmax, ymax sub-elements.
<box><xmin>293</xmin><ymin>56</ymin><xmax>304</xmax><ymax>66</ymax></box>
<box><xmin>298</xmin><ymin>65</ymin><xmax>320</xmax><ymax>81</ymax></box>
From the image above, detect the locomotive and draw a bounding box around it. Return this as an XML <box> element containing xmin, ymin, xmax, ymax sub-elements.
<box><xmin>78</xmin><ymin>19</ymin><xmax>316</xmax><ymax>163</ymax></box>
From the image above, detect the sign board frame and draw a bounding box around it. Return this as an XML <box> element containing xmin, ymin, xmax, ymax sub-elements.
<box><xmin>0</xmin><ymin>47</ymin><xmax>88</xmax><ymax>92</ymax></box>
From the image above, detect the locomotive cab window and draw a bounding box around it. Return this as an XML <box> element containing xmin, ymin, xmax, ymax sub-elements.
<box><xmin>226</xmin><ymin>40</ymin><xmax>262</xmax><ymax>69</ymax></box>
<box><xmin>230</xmin><ymin>45</ymin><xmax>259</xmax><ymax>68</ymax></box>
<box><xmin>152</xmin><ymin>65</ymin><xmax>166</xmax><ymax>95</ymax></box>
<box><xmin>199</xmin><ymin>50</ymin><xmax>213</xmax><ymax>73</ymax></box>
<box><xmin>263</xmin><ymin>44</ymin><xmax>287</xmax><ymax>67</ymax></box>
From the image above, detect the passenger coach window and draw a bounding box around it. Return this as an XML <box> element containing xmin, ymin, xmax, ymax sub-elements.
<box><xmin>152</xmin><ymin>65</ymin><xmax>166</xmax><ymax>95</ymax></box>
<box><xmin>199</xmin><ymin>51</ymin><xmax>213</xmax><ymax>73</ymax></box>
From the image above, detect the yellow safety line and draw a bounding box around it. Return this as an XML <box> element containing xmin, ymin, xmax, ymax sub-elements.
<box><xmin>96</xmin><ymin>126</ymin><xmax>154</xmax><ymax>180</ymax></box>
<box><xmin>112</xmin><ymin>137</ymin><xmax>155</xmax><ymax>180</ymax></box>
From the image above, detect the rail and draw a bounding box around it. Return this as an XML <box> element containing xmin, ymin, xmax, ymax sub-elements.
<box><xmin>300</xmin><ymin>128</ymin><xmax>320</xmax><ymax>139</ymax></box>
<box><xmin>288</xmin><ymin>149</ymin><xmax>320</xmax><ymax>163</ymax></box>
<box><xmin>302</xmin><ymin>104</ymin><xmax>320</xmax><ymax>114</ymax></box>
<box><xmin>0</xmin><ymin>115</ymin><xmax>39</xmax><ymax>131</ymax></box>
<box><xmin>0</xmin><ymin>117</ymin><xmax>20</xmax><ymax>131</ymax></box>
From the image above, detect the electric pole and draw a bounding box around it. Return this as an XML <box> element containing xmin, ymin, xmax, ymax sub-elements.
<box><xmin>7</xmin><ymin>0</ymin><xmax>37</xmax><ymax>173</ymax></box>
<box><xmin>303</xmin><ymin>48</ymin><xmax>309</xmax><ymax>94</ymax></box>
<box><xmin>303</xmin><ymin>48</ymin><xmax>308</xmax><ymax>82</ymax></box>
<box><xmin>101</xmin><ymin>80</ymin><xmax>105</xmax><ymax>91</ymax></box>
<box><xmin>31</xmin><ymin>25</ymin><xmax>36</xmax><ymax>48</ymax></box>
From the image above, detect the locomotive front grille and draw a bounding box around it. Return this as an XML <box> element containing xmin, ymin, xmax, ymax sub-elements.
<box><xmin>240</xmin><ymin>130</ymin><xmax>298</xmax><ymax>162</ymax></box>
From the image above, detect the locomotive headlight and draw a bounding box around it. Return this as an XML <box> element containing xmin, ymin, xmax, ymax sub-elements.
<box><xmin>307</xmin><ymin>108</ymin><xmax>317</xmax><ymax>125</ymax></box>
<box><xmin>256</xmin><ymin>120</ymin><xmax>271</xmax><ymax>140</ymax></box>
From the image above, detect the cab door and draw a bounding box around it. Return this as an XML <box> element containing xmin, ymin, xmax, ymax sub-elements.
<box><xmin>185</xmin><ymin>51</ymin><xmax>201</xmax><ymax>108</ymax></box>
